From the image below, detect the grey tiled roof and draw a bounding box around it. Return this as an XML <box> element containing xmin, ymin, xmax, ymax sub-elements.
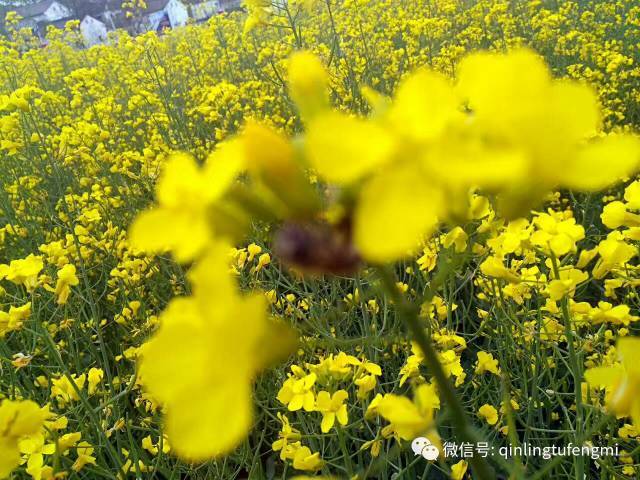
<box><xmin>15</xmin><ymin>0</ymin><xmax>57</xmax><ymax>18</ymax></box>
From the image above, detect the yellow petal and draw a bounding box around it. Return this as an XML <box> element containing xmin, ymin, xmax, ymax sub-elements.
<box><xmin>427</xmin><ymin>142</ymin><xmax>528</xmax><ymax>190</ymax></box>
<box><xmin>128</xmin><ymin>208</ymin><xmax>211</xmax><ymax>262</ymax></box>
<box><xmin>355</xmin><ymin>163</ymin><xmax>443</xmax><ymax>262</ymax></box>
<box><xmin>188</xmin><ymin>245</ymin><xmax>237</xmax><ymax>305</ymax></box>
<box><xmin>288</xmin><ymin>51</ymin><xmax>329</xmax><ymax>120</ymax></box>
<box><xmin>138</xmin><ymin>299</ymin><xmax>209</xmax><ymax>404</ymax></box>
<box><xmin>336</xmin><ymin>405</ymin><xmax>348</xmax><ymax>426</ymax></box>
<box><xmin>306</xmin><ymin>112</ymin><xmax>395</xmax><ymax>184</ymax></box>
<box><xmin>618</xmin><ymin>337</ymin><xmax>640</xmax><ymax>369</ymax></box>
<box><xmin>562</xmin><ymin>135</ymin><xmax>640</xmax><ymax>191</ymax></box>
<box><xmin>457</xmin><ymin>49</ymin><xmax>550</xmax><ymax>132</ymax></box>
<box><xmin>320</xmin><ymin>412</ymin><xmax>335</xmax><ymax>433</ymax></box>
<box><xmin>254</xmin><ymin>320</ymin><xmax>298</xmax><ymax>371</ymax></box>
<box><xmin>166</xmin><ymin>382</ymin><xmax>253</xmax><ymax>461</ymax></box>
<box><xmin>388</xmin><ymin>69</ymin><xmax>458</xmax><ymax>142</ymax></box>
<box><xmin>547</xmin><ymin>81</ymin><xmax>600</xmax><ymax>144</ymax></box>
<box><xmin>204</xmin><ymin>139</ymin><xmax>246</xmax><ymax>199</ymax></box>
<box><xmin>0</xmin><ymin>438</ymin><xmax>20</xmax><ymax>479</ymax></box>
<box><xmin>584</xmin><ymin>366</ymin><xmax>622</xmax><ymax>389</ymax></box>
<box><xmin>157</xmin><ymin>153</ymin><xmax>216</xmax><ymax>207</ymax></box>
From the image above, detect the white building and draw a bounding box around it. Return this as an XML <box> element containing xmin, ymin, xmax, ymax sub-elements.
<box><xmin>15</xmin><ymin>0</ymin><xmax>73</xmax><ymax>36</ymax></box>
<box><xmin>8</xmin><ymin>0</ymin><xmax>242</xmax><ymax>46</ymax></box>
<box><xmin>80</xmin><ymin>15</ymin><xmax>108</xmax><ymax>47</ymax></box>
<box><xmin>101</xmin><ymin>0</ymin><xmax>190</xmax><ymax>34</ymax></box>
<box><xmin>145</xmin><ymin>0</ymin><xmax>189</xmax><ymax>32</ymax></box>
<box><xmin>190</xmin><ymin>0</ymin><xmax>221</xmax><ymax>22</ymax></box>
<box><xmin>188</xmin><ymin>0</ymin><xmax>243</xmax><ymax>22</ymax></box>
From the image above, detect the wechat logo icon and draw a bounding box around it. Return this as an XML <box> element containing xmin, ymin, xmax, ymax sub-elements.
<box><xmin>411</xmin><ymin>437</ymin><xmax>439</xmax><ymax>461</ymax></box>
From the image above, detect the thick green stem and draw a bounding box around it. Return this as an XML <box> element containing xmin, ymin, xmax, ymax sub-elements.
<box><xmin>377</xmin><ymin>267</ymin><xmax>495</xmax><ymax>480</ymax></box>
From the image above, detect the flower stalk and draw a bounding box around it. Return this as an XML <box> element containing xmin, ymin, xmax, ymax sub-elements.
<box><xmin>549</xmin><ymin>252</ymin><xmax>585</xmax><ymax>479</ymax></box>
<box><xmin>377</xmin><ymin>266</ymin><xmax>495</xmax><ymax>480</ymax></box>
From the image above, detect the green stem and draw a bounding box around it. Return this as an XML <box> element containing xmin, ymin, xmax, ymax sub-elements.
<box><xmin>40</xmin><ymin>323</ymin><xmax>126</xmax><ymax>476</ymax></box>
<box><xmin>528</xmin><ymin>413</ymin><xmax>613</xmax><ymax>480</ymax></box>
<box><xmin>283</xmin><ymin>3</ymin><xmax>302</xmax><ymax>49</ymax></box>
<box><xmin>337</xmin><ymin>425</ymin><xmax>355</xmax><ymax>477</ymax></box>
<box><xmin>549</xmin><ymin>252</ymin><xmax>585</xmax><ymax>480</ymax></box>
<box><xmin>377</xmin><ymin>267</ymin><xmax>495</xmax><ymax>480</ymax></box>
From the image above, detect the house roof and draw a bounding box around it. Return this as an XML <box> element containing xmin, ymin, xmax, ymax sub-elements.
<box><xmin>15</xmin><ymin>0</ymin><xmax>58</xmax><ymax>18</ymax></box>
<box><xmin>76</xmin><ymin>1</ymin><xmax>112</xmax><ymax>18</ymax></box>
<box><xmin>144</xmin><ymin>0</ymin><xmax>171</xmax><ymax>12</ymax></box>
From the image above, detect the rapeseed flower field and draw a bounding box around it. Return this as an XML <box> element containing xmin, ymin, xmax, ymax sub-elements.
<box><xmin>1</xmin><ymin>0</ymin><xmax>640</xmax><ymax>478</ymax></box>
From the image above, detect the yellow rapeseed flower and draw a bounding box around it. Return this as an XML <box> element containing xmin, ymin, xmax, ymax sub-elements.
<box><xmin>53</xmin><ymin>263</ymin><xmax>79</xmax><ymax>304</ymax></box>
<box><xmin>0</xmin><ymin>400</ymin><xmax>47</xmax><ymax>479</ymax></box>
<box><xmin>475</xmin><ymin>351</ymin><xmax>500</xmax><ymax>375</ymax></box>
<box><xmin>478</xmin><ymin>404</ymin><xmax>499</xmax><ymax>425</ymax></box>
<box><xmin>315</xmin><ymin>390</ymin><xmax>348</xmax><ymax>433</ymax></box>
<box><xmin>585</xmin><ymin>337</ymin><xmax>640</xmax><ymax>425</ymax></box>
<box><xmin>138</xmin><ymin>242</ymin><xmax>295</xmax><ymax>461</ymax></box>
<box><xmin>371</xmin><ymin>383</ymin><xmax>440</xmax><ymax>440</ymax></box>
<box><xmin>129</xmin><ymin>150</ymin><xmax>243</xmax><ymax>262</ymax></box>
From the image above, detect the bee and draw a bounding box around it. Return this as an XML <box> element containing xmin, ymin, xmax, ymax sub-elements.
<box><xmin>274</xmin><ymin>218</ymin><xmax>362</xmax><ymax>275</ymax></box>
